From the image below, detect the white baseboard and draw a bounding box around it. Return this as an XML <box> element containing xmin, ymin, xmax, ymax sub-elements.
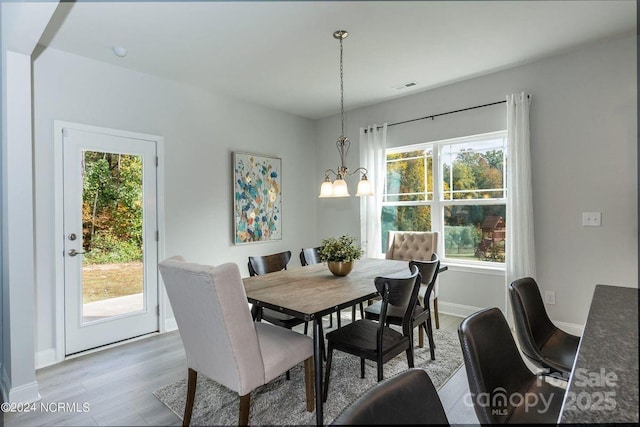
<box><xmin>439</xmin><ymin>301</ymin><xmax>584</xmax><ymax>337</ymax></box>
<box><xmin>1</xmin><ymin>365</ymin><xmax>41</xmax><ymax>403</ymax></box>
<box><xmin>554</xmin><ymin>320</ymin><xmax>584</xmax><ymax>337</ymax></box>
<box><xmin>163</xmin><ymin>317</ymin><xmax>178</xmax><ymax>333</ymax></box>
<box><xmin>438</xmin><ymin>301</ymin><xmax>484</xmax><ymax>318</ymax></box>
<box><xmin>8</xmin><ymin>381</ymin><xmax>41</xmax><ymax>404</ymax></box>
<box><xmin>35</xmin><ymin>349</ymin><xmax>58</xmax><ymax>369</ymax></box>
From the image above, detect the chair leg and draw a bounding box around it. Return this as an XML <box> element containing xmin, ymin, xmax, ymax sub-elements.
<box><xmin>426</xmin><ymin>316</ymin><xmax>435</xmax><ymax>361</ymax></box>
<box><xmin>406</xmin><ymin>345</ymin><xmax>415</xmax><ymax>369</ymax></box>
<box><xmin>377</xmin><ymin>356</ymin><xmax>384</xmax><ymax>382</ymax></box>
<box><xmin>360</xmin><ymin>358</ymin><xmax>365</xmax><ymax>379</ymax></box>
<box><xmin>352</xmin><ymin>305</ymin><xmax>356</xmax><ymax>321</ymax></box>
<box><xmin>238</xmin><ymin>393</ymin><xmax>251</xmax><ymax>426</ymax></box>
<box><xmin>359</xmin><ymin>302</ymin><xmax>364</xmax><ymax>319</ymax></box>
<box><xmin>337</xmin><ymin>310</ymin><xmax>342</xmax><ymax>328</ymax></box>
<box><xmin>323</xmin><ymin>344</ymin><xmax>334</xmax><ymax>403</ymax></box>
<box><xmin>434</xmin><ymin>297</ymin><xmax>440</xmax><ymax>329</ymax></box>
<box><xmin>250</xmin><ymin>305</ymin><xmax>262</xmax><ymax>322</ymax></box>
<box><xmin>304</xmin><ymin>357</ymin><xmax>315</xmax><ymax>412</ymax></box>
<box><xmin>329</xmin><ymin>313</ymin><xmax>333</xmax><ymax>328</ymax></box>
<box><xmin>418</xmin><ymin>324</ymin><xmax>424</xmax><ymax>348</ymax></box>
<box><xmin>303</xmin><ymin>321</ymin><xmax>308</xmax><ymax>335</ymax></box>
<box><xmin>183</xmin><ymin>368</ymin><xmax>197</xmax><ymax>427</ymax></box>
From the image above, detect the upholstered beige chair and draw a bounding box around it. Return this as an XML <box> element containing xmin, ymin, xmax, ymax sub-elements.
<box><xmin>159</xmin><ymin>256</ymin><xmax>314</xmax><ymax>426</ymax></box>
<box><xmin>385</xmin><ymin>231</ymin><xmax>442</xmax><ymax>328</ymax></box>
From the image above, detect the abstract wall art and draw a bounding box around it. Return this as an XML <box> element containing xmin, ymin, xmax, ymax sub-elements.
<box><xmin>233</xmin><ymin>152</ymin><xmax>282</xmax><ymax>244</ymax></box>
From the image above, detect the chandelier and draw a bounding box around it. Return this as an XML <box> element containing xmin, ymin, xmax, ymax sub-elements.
<box><xmin>319</xmin><ymin>30</ymin><xmax>373</xmax><ymax>198</ymax></box>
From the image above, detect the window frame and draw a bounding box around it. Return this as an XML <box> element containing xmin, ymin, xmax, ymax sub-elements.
<box><xmin>382</xmin><ymin>130</ymin><xmax>508</xmax><ymax>268</ymax></box>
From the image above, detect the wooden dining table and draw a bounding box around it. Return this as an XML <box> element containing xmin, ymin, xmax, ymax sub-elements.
<box><xmin>243</xmin><ymin>257</ymin><xmax>411</xmax><ymax>425</ymax></box>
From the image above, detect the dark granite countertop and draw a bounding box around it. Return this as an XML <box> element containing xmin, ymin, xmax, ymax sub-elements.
<box><xmin>559</xmin><ymin>285</ymin><xmax>639</xmax><ymax>423</ymax></box>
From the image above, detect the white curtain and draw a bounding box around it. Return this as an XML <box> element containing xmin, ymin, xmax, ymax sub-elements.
<box><xmin>359</xmin><ymin>123</ymin><xmax>387</xmax><ymax>258</ymax></box>
<box><xmin>506</xmin><ymin>93</ymin><xmax>536</xmax><ymax>312</ymax></box>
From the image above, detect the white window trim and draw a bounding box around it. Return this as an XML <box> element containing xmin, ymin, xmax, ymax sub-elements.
<box><xmin>383</xmin><ymin>130</ymin><xmax>507</xmax><ymax>270</ymax></box>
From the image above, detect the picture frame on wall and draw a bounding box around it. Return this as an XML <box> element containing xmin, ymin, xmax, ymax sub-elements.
<box><xmin>232</xmin><ymin>152</ymin><xmax>282</xmax><ymax>244</ymax></box>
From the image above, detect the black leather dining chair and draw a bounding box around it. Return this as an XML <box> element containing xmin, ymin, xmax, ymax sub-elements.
<box><xmin>458</xmin><ymin>307</ymin><xmax>565</xmax><ymax>424</ymax></box>
<box><xmin>300</xmin><ymin>247</ymin><xmax>321</xmax><ymax>266</ymax></box>
<box><xmin>331</xmin><ymin>369</ymin><xmax>449</xmax><ymax>425</ymax></box>
<box><xmin>509</xmin><ymin>277</ymin><xmax>580</xmax><ymax>376</ymax></box>
<box><xmin>364</xmin><ymin>256</ymin><xmax>440</xmax><ymax>360</ymax></box>
<box><xmin>323</xmin><ymin>266</ymin><xmax>421</xmax><ymax>401</ymax></box>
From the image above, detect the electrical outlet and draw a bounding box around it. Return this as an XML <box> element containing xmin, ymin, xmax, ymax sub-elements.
<box><xmin>582</xmin><ymin>212</ymin><xmax>601</xmax><ymax>227</ymax></box>
<box><xmin>544</xmin><ymin>291</ymin><xmax>556</xmax><ymax>305</ymax></box>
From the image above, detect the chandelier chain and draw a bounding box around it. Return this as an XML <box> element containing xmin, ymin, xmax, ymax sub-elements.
<box><xmin>339</xmin><ymin>36</ymin><xmax>345</xmax><ymax>137</ymax></box>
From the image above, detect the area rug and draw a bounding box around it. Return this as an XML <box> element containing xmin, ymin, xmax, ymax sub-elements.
<box><xmin>153</xmin><ymin>328</ymin><xmax>463</xmax><ymax>426</ymax></box>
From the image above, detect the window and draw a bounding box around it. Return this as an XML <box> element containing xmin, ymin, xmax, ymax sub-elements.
<box><xmin>382</xmin><ymin>131</ymin><xmax>507</xmax><ymax>265</ymax></box>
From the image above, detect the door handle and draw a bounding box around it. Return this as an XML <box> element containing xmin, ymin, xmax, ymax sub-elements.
<box><xmin>68</xmin><ymin>249</ymin><xmax>86</xmax><ymax>257</ymax></box>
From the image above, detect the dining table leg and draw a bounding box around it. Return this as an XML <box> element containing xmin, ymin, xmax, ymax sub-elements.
<box><xmin>313</xmin><ymin>317</ymin><xmax>323</xmax><ymax>425</ymax></box>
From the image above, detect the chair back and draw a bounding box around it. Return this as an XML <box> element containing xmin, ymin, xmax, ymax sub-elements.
<box><xmin>159</xmin><ymin>257</ymin><xmax>265</xmax><ymax>395</ymax></box>
<box><xmin>300</xmin><ymin>247</ymin><xmax>321</xmax><ymax>266</ymax></box>
<box><xmin>509</xmin><ymin>277</ymin><xmax>558</xmax><ymax>362</ymax></box>
<box><xmin>385</xmin><ymin>231</ymin><xmax>438</xmax><ymax>261</ymax></box>
<box><xmin>248</xmin><ymin>250</ymin><xmax>292</xmax><ymax>276</ymax></box>
<box><xmin>409</xmin><ymin>255</ymin><xmax>440</xmax><ymax>306</ymax></box>
<box><xmin>458</xmin><ymin>307</ymin><xmax>534</xmax><ymax>424</ymax></box>
<box><xmin>331</xmin><ymin>369</ymin><xmax>449</xmax><ymax>425</ymax></box>
<box><xmin>374</xmin><ymin>266</ymin><xmax>421</xmax><ymax>336</ymax></box>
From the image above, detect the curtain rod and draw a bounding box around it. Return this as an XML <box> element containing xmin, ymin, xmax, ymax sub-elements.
<box><xmin>364</xmin><ymin>99</ymin><xmax>509</xmax><ymax>133</ymax></box>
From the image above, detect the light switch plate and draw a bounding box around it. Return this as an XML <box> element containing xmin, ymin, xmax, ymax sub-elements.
<box><xmin>544</xmin><ymin>291</ymin><xmax>556</xmax><ymax>305</ymax></box>
<box><xmin>582</xmin><ymin>212</ymin><xmax>601</xmax><ymax>227</ymax></box>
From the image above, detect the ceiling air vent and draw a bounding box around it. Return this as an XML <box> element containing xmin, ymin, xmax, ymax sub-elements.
<box><xmin>394</xmin><ymin>81</ymin><xmax>417</xmax><ymax>90</ymax></box>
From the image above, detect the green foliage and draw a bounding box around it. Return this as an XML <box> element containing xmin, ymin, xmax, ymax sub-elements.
<box><xmin>82</xmin><ymin>152</ymin><xmax>143</xmax><ymax>264</ymax></box>
<box><xmin>444</xmin><ymin>225</ymin><xmax>481</xmax><ymax>254</ymax></box>
<box><xmin>83</xmin><ymin>231</ymin><xmax>143</xmax><ymax>264</ymax></box>
<box><xmin>448</xmin><ymin>149</ymin><xmax>504</xmax><ymax>199</ymax></box>
<box><xmin>319</xmin><ymin>235</ymin><xmax>363</xmax><ymax>262</ymax></box>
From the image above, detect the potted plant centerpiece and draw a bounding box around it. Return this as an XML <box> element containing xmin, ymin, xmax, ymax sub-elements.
<box><xmin>319</xmin><ymin>235</ymin><xmax>363</xmax><ymax>276</ymax></box>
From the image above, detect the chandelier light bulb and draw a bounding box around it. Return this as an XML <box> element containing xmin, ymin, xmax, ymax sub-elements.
<box><xmin>356</xmin><ymin>176</ymin><xmax>373</xmax><ymax>197</ymax></box>
<box><xmin>319</xmin><ymin>179</ymin><xmax>334</xmax><ymax>198</ymax></box>
<box><xmin>332</xmin><ymin>179</ymin><xmax>350</xmax><ymax>197</ymax></box>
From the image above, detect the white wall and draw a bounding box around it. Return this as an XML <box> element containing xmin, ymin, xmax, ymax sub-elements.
<box><xmin>32</xmin><ymin>47</ymin><xmax>317</xmax><ymax>362</ymax></box>
<box><xmin>315</xmin><ymin>34</ymin><xmax>638</xmax><ymax>327</ymax></box>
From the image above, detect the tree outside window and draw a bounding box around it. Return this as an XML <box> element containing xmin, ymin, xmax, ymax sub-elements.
<box><xmin>382</xmin><ymin>132</ymin><xmax>507</xmax><ymax>264</ymax></box>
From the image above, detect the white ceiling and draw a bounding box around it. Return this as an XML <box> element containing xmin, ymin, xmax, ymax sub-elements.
<box><xmin>39</xmin><ymin>1</ymin><xmax>636</xmax><ymax>120</ymax></box>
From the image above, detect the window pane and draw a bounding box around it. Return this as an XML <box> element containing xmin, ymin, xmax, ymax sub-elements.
<box><xmin>386</xmin><ymin>150</ymin><xmax>432</xmax><ymax>202</ymax></box>
<box><xmin>381</xmin><ymin>205</ymin><xmax>432</xmax><ymax>252</ymax></box>
<box><xmin>443</xmin><ymin>204</ymin><xmax>506</xmax><ymax>263</ymax></box>
<box><xmin>441</xmin><ymin>138</ymin><xmax>505</xmax><ymax>200</ymax></box>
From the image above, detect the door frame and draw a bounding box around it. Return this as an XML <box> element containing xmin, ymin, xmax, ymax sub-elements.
<box><xmin>53</xmin><ymin>121</ymin><xmax>166</xmax><ymax>364</ymax></box>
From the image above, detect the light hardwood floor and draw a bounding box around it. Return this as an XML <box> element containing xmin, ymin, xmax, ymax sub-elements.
<box><xmin>2</xmin><ymin>313</ymin><xmax>478</xmax><ymax>426</ymax></box>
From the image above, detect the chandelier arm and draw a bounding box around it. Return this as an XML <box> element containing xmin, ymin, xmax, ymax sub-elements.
<box><xmin>324</xmin><ymin>169</ymin><xmax>338</xmax><ymax>178</ymax></box>
<box><xmin>346</xmin><ymin>167</ymin><xmax>369</xmax><ymax>177</ymax></box>
<box><xmin>336</xmin><ymin>138</ymin><xmax>350</xmax><ymax>170</ymax></box>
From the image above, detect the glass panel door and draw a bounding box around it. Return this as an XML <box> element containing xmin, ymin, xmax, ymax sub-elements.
<box><xmin>63</xmin><ymin>127</ymin><xmax>159</xmax><ymax>355</ymax></box>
